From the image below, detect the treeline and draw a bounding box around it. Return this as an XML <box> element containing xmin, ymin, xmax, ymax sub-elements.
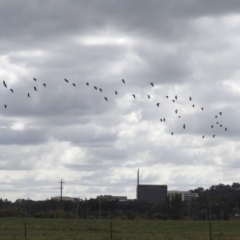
<box><xmin>0</xmin><ymin>182</ymin><xmax>240</xmax><ymax>220</ymax></box>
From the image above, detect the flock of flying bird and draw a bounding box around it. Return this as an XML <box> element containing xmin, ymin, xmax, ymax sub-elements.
<box><xmin>2</xmin><ymin>78</ymin><xmax>228</xmax><ymax>139</ymax></box>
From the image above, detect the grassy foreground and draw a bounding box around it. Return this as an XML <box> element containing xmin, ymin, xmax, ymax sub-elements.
<box><xmin>0</xmin><ymin>218</ymin><xmax>240</xmax><ymax>240</ymax></box>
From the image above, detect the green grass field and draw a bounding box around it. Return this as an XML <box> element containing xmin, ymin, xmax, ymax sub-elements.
<box><xmin>0</xmin><ymin>218</ymin><xmax>240</xmax><ymax>240</ymax></box>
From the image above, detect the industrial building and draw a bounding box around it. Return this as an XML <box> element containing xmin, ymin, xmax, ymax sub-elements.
<box><xmin>136</xmin><ymin>169</ymin><xmax>167</xmax><ymax>204</ymax></box>
<box><xmin>96</xmin><ymin>195</ymin><xmax>127</xmax><ymax>201</ymax></box>
<box><xmin>50</xmin><ymin>196</ymin><xmax>76</xmax><ymax>202</ymax></box>
<box><xmin>168</xmin><ymin>190</ymin><xmax>198</xmax><ymax>201</ymax></box>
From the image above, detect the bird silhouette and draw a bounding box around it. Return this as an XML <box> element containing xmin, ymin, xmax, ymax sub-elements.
<box><xmin>225</xmin><ymin>128</ymin><xmax>227</xmax><ymax>131</ymax></box>
<box><xmin>72</xmin><ymin>83</ymin><xmax>76</xmax><ymax>87</ymax></box>
<box><xmin>3</xmin><ymin>80</ymin><xmax>7</xmax><ymax>88</ymax></box>
<box><xmin>163</xmin><ymin>118</ymin><xmax>166</xmax><ymax>122</ymax></box>
<box><xmin>172</xmin><ymin>100</ymin><xmax>175</xmax><ymax>102</ymax></box>
<box><xmin>104</xmin><ymin>97</ymin><xmax>108</xmax><ymax>101</ymax></box>
<box><xmin>166</xmin><ymin>96</ymin><xmax>168</xmax><ymax>98</ymax></box>
<box><xmin>201</xmin><ymin>107</ymin><xmax>204</xmax><ymax>111</ymax></box>
<box><xmin>160</xmin><ymin>119</ymin><xmax>162</xmax><ymax>122</ymax></box>
<box><xmin>178</xmin><ymin>116</ymin><xmax>181</xmax><ymax>118</ymax></box>
<box><xmin>192</xmin><ymin>105</ymin><xmax>195</xmax><ymax>108</ymax></box>
<box><xmin>115</xmin><ymin>91</ymin><xmax>118</xmax><ymax>95</ymax></box>
<box><xmin>189</xmin><ymin>97</ymin><xmax>192</xmax><ymax>101</ymax></box>
<box><xmin>215</xmin><ymin>116</ymin><xmax>217</xmax><ymax>118</ymax></box>
<box><xmin>94</xmin><ymin>86</ymin><xmax>97</xmax><ymax>90</ymax></box>
<box><xmin>220</xmin><ymin>125</ymin><xmax>222</xmax><ymax>127</ymax></box>
<box><xmin>10</xmin><ymin>89</ymin><xmax>13</xmax><ymax>93</ymax></box>
<box><xmin>64</xmin><ymin>79</ymin><xmax>68</xmax><ymax>83</ymax></box>
<box><xmin>150</xmin><ymin>83</ymin><xmax>154</xmax><ymax>87</ymax></box>
<box><xmin>43</xmin><ymin>83</ymin><xmax>46</xmax><ymax>87</ymax></box>
<box><xmin>219</xmin><ymin>112</ymin><xmax>222</xmax><ymax>115</ymax></box>
<box><xmin>171</xmin><ymin>132</ymin><xmax>173</xmax><ymax>135</ymax></box>
<box><xmin>33</xmin><ymin>78</ymin><xmax>37</xmax><ymax>81</ymax></box>
<box><xmin>148</xmin><ymin>95</ymin><xmax>150</xmax><ymax>99</ymax></box>
<box><xmin>156</xmin><ymin>103</ymin><xmax>160</xmax><ymax>107</ymax></box>
<box><xmin>216</xmin><ymin>122</ymin><xmax>219</xmax><ymax>124</ymax></box>
<box><xmin>183</xmin><ymin>124</ymin><xmax>186</xmax><ymax>129</ymax></box>
<box><xmin>175</xmin><ymin>95</ymin><xmax>177</xmax><ymax>100</ymax></box>
<box><xmin>27</xmin><ymin>93</ymin><xmax>30</xmax><ymax>97</ymax></box>
<box><xmin>122</xmin><ymin>79</ymin><xmax>125</xmax><ymax>84</ymax></box>
<box><xmin>202</xmin><ymin>135</ymin><xmax>204</xmax><ymax>139</ymax></box>
<box><xmin>86</xmin><ymin>83</ymin><xmax>89</xmax><ymax>86</ymax></box>
<box><xmin>4</xmin><ymin>104</ymin><xmax>7</xmax><ymax>108</ymax></box>
<box><xmin>175</xmin><ymin>110</ymin><xmax>178</xmax><ymax>114</ymax></box>
<box><xmin>99</xmin><ymin>88</ymin><xmax>102</xmax><ymax>92</ymax></box>
<box><xmin>213</xmin><ymin>135</ymin><xmax>216</xmax><ymax>138</ymax></box>
<box><xmin>34</xmin><ymin>87</ymin><xmax>37</xmax><ymax>91</ymax></box>
<box><xmin>211</xmin><ymin>125</ymin><xmax>213</xmax><ymax>128</ymax></box>
<box><xmin>132</xmin><ymin>94</ymin><xmax>136</xmax><ymax>98</ymax></box>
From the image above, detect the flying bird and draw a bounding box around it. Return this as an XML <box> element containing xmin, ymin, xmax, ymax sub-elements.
<box><xmin>220</xmin><ymin>125</ymin><xmax>222</xmax><ymax>127</ymax></box>
<box><xmin>189</xmin><ymin>97</ymin><xmax>192</xmax><ymax>101</ymax></box>
<box><xmin>201</xmin><ymin>107</ymin><xmax>204</xmax><ymax>111</ymax></box>
<box><xmin>172</xmin><ymin>100</ymin><xmax>175</xmax><ymax>102</ymax></box>
<box><xmin>10</xmin><ymin>89</ymin><xmax>13</xmax><ymax>93</ymax></box>
<box><xmin>115</xmin><ymin>91</ymin><xmax>118</xmax><ymax>95</ymax></box>
<box><xmin>86</xmin><ymin>83</ymin><xmax>89</xmax><ymax>86</ymax></box>
<box><xmin>99</xmin><ymin>88</ymin><xmax>102</xmax><ymax>92</ymax></box>
<box><xmin>3</xmin><ymin>80</ymin><xmax>7</xmax><ymax>88</ymax></box>
<box><xmin>64</xmin><ymin>79</ymin><xmax>68</xmax><ymax>83</ymax></box>
<box><xmin>215</xmin><ymin>116</ymin><xmax>217</xmax><ymax>118</ymax></box>
<box><xmin>216</xmin><ymin>122</ymin><xmax>219</xmax><ymax>124</ymax></box>
<box><xmin>175</xmin><ymin>110</ymin><xmax>178</xmax><ymax>114</ymax></box>
<box><xmin>33</xmin><ymin>78</ymin><xmax>37</xmax><ymax>81</ymax></box>
<box><xmin>156</xmin><ymin>103</ymin><xmax>160</xmax><ymax>107</ymax></box>
<box><xmin>183</xmin><ymin>124</ymin><xmax>186</xmax><ymax>129</ymax></box>
<box><xmin>34</xmin><ymin>87</ymin><xmax>37</xmax><ymax>91</ymax></box>
<box><xmin>27</xmin><ymin>93</ymin><xmax>30</xmax><ymax>97</ymax></box>
<box><xmin>202</xmin><ymin>135</ymin><xmax>204</xmax><ymax>139</ymax></box>
<box><xmin>225</xmin><ymin>127</ymin><xmax>227</xmax><ymax>131</ymax></box>
<box><xmin>43</xmin><ymin>83</ymin><xmax>46</xmax><ymax>87</ymax></box>
<box><xmin>122</xmin><ymin>79</ymin><xmax>125</xmax><ymax>84</ymax></box>
<box><xmin>160</xmin><ymin>119</ymin><xmax>162</xmax><ymax>122</ymax></box>
<box><xmin>150</xmin><ymin>83</ymin><xmax>154</xmax><ymax>87</ymax></box>
<box><xmin>166</xmin><ymin>96</ymin><xmax>168</xmax><ymax>98</ymax></box>
<box><xmin>213</xmin><ymin>135</ymin><xmax>216</xmax><ymax>138</ymax></box>
<box><xmin>132</xmin><ymin>94</ymin><xmax>136</xmax><ymax>98</ymax></box>
<box><xmin>4</xmin><ymin>104</ymin><xmax>7</xmax><ymax>108</ymax></box>
<box><xmin>175</xmin><ymin>95</ymin><xmax>177</xmax><ymax>100</ymax></box>
<box><xmin>94</xmin><ymin>86</ymin><xmax>97</xmax><ymax>90</ymax></box>
<box><xmin>148</xmin><ymin>95</ymin><xmax>150</xmax><ymax>99</ymax></box>
<box><xmin>104</xmin><ymin>97</ymin><xmax>108</xmax><ymax>101</ymax></box>
<box><xmin>211</xmin><ymin>125</ymin><xmax>213</xmax><ymax>128</ymax></box>
<box><xmin>171</xmin><ymin>132</ymin><xmax>173</xmax><ymax>135</ymax></box>
<box><xmin>72</xmin><ymin>83</ymin><xmax>76</xmax><ymax>87</ymax></box>
<box><xmin>192</xmin><ymin>105</ymin><xmax>195</xmax><ymax>108</ymax></box>
<box><xmin>163</xmin><ymin>118</ymin><xmax>166</xmax><ymax>122</ymax></box>
<box><xmin>178</xmin><ymin>116</ymin><xmax>181</xmax><ymax>118</ymax></box>
<box><xmin>219</xmin><ymin>112</ymin><xmax>222</xmax><ymax>115</ymax></box>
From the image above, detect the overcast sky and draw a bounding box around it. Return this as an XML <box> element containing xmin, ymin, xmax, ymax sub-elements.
<box><xmin>0</xmin><ymin>0</ymin><xmax>240</xmax><ymax>201</ymax></box>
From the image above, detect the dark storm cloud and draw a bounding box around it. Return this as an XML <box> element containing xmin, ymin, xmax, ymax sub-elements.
<box><xmin>0</xmin><ymin>0</ymin><xmax>239</xmax><ymax>50</ymax></box>
<box><xmin>0</xmin><ymin>127</ymin><xmax>48</xmax><ymax>145</ymax></box>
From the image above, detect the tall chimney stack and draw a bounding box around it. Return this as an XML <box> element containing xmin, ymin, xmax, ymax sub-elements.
<box><xmin>137</xmin><ymin>168</ymin><xmax>139</xmax><ymax>186</ymax></box>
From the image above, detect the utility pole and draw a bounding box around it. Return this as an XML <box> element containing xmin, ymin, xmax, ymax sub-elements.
<box><xmin>188</xmin><ymin>202</ymin><xmax>191</xmax><ymax>218</ymax></box>
<box><xmin>76</xmin><ymin>200</ymin><xmax>79</xmax><ymax>219</ymax></box>
<box><xmin>209</xmin><ymin>203</ymin><xmax>212</xmax><ymax>221</ymax></box>
<box><xmin>58</xmin><ymin>179</ymin><xmax>65</xmax><ymax>209</ymax></box>
<box><xmin>99</xmin><ymin>199</ymin><xmax>102</xmax><ymax>220</ymax></box>
<box><xmin>59</xmin><ymin>179</ymin><xmax>65</xmax><ymax>201</ymax></box>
